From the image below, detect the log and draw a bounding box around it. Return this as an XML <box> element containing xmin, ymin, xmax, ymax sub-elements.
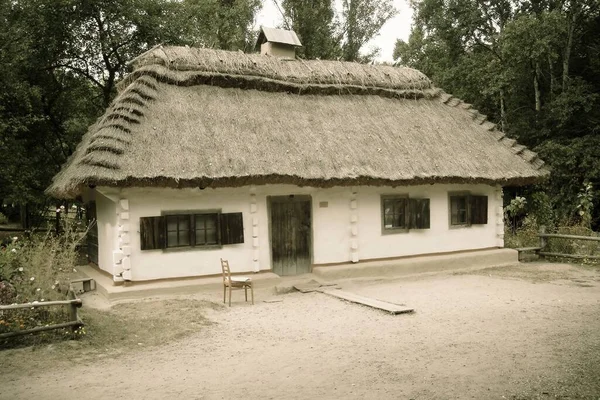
<box><xmin>538</xmin><ymin>233</ymin><xmax>600</xmax><ymax>242</ymax></box>
<box><xmin>538</xmin><ymin>252</ymin><xmax>600</xmax><ymax>260</ymax></box>
<box><xmin>0</xmin><ymin>319</ymin><xmax>83</xmax><ymax>339</ymax></box>
<box><xmin>0</xmin><ymin>299</ymin><xmax>82</xmax><ymax>311</ymax></box>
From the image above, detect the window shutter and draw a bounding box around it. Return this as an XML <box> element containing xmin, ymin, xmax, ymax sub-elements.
<box><xmin>220</xmin><ymin>212</ymin><xmax>244</xmax><ymax>245</ymax></box>
<box><xmin>140</xmin><ymin>216</ymin><xmax>166</xmax><ymax>250</ymax></box>
<box><xmin>469</xmin><ymin>196</ymin><xmax>488</xmax><ymax>224</ymax></box>
<box><xmin>409</xmin><ymin>198</ymin><xmax>430</xmax><ymax>229</ymax></box>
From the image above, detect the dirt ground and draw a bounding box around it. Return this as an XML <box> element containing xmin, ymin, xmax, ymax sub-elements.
<box><xmin>2</xmin><ymin>262</ymin><xmax>600</xmax><ymax>400</ymax></box>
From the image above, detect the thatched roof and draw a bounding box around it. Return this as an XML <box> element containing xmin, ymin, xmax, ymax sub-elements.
<box><xmin>48</xmin><ymin>46</ymin><xmax>548</xmax><ymax>198</ymax></box>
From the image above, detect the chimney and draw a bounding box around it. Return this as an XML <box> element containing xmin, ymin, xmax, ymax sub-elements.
<box><xmin>254</xmin><ymin>27</ymin><xmax>302</xmax><ymax>59</ymax></box>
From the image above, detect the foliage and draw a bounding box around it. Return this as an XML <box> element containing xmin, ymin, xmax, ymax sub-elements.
<box><xmin>0</xmin><ymin>223</ymin><xmax>87</xmax><ymax>345</ymax></box>
<box><xmin>340</xmin><ymin>0</ymin><xmax>397</xmax><ymax>61</ymax></box>
<box><xmin>576</xmin><ymin>181</ymin><xmax>594</xmax><ymax>228</ymax></box>
<box><xmin>279</xmin><ymin>0</ymin><xmax>397</xmax><ymax>61</ymax></box>
<box><xmin>503</xmin><ymin>215</ymin><xmax>540</xmax><ymax>249</ymax></box>
<box><xmin>0</xmin><ymin>213</ymin><xmax>7</xmax><ymax>225</ymax></box>
<box><xmin>282</xmin><ymin>0</ymin><xmax>340</xmax><ymax>59</ymax></box>
<box><xmin>545</xmin><ymin>226</ymin><xmax>600</xmax><ymax>264</ymax></box>
<box><xmin>0</xmin><ymin>0</ymin><xmax>261</xmax><ymax>228</ymax></box>
<box><xmin>395</xmin><ymin>0</ymin><xmax>600</xmax><ymax>230</ymax></box>
<box><xmin>504</xmin><ymin>195</ymin><xmax>527</xmax><ymax>232</ymax></box>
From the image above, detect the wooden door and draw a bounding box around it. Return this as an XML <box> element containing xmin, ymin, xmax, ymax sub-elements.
<box><xmin>270</xmin><ymin>196</ymin><xmax>312</xmax><ymax>276</ymax></box>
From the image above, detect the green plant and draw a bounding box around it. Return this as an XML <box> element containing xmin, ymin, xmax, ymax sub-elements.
<box><xmin>0</xmin><ymin>212</ymin><xmax>7</xmax><ymax>225</ymax></box>
<box><xmin>0</xmin><ymin>221</ymin><xmax>88</xmax><ymax>345</ymax></box>
<box><xmin>504</xmin><ymin>215</ymin><xmax>540</xmax><ymax>248</ymax></box>
<box><xmin>504</xmin><ymin>196</ymin><xmax>528</xmax><ymax>233</ymax></box>
<box><xmin>576</xmin><ymin>181</ymin><xmax>594</xmax><ymax>228</ymax></box>
<box><xmin>529</xmin><ymin>191</ymin><xmax>555</xmax><ymax>228</ymax></box>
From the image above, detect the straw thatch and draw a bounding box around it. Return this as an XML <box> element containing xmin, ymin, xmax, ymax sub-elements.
<box><xmin>48</xmin><ymin>46</ymin><xmax>548</xmax><ymax>198</ymax></box>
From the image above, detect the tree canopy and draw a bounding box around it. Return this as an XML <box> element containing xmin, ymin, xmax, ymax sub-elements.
<box><xmin>394</xmin><ymin>0</ymin><xmax>600</xmax><ymax>228</ymax></box>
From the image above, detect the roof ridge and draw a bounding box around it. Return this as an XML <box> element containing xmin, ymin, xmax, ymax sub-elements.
<box><xmin>438</xmin><ymin>90</ymin><xmax>546</xmax><ymax>171</ymax></box>
<box><xmin>126</xmin><ymin>46</ymin><xmax>432</xmax><ymax>94</ymax></box>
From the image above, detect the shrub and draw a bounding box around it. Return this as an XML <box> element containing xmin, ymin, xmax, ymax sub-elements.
<box><xmin>0</xmin><ymin>224</ymin><xmax>87</xmax><ymax>344</ymax></box>
<box><xmin>0</xmin><ymin>212</ymin><xmax>7</xmax><ymax>225</ymax></box>
<box><xmin>504</xmin><ymin>216</ymin><xmax>540</xmax><ymax>248</ymax></box>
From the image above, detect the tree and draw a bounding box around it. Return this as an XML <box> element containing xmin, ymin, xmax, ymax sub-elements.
<box><xmin>282</xmin><ymin>0</ymin><xmax>340</xmax><ymax>59</ymax></box>
<box><xmin>394</xmin><ymin>0</ymin><xmax>600</xmax><ymax>228</ymax></box>
<box><xmin>340</xmin><ymin>0</ymin><xmax>397</xmax><ymax>61</ymax></box>
<box><xmin>278</xmin><ymin>0</ymin><xmax>397</xmax><ymax>61</ymax></box>
<box><xmin>0</xmin><ymin>0</ymin><xmax>262</xmax><ymax>227</ymax></box>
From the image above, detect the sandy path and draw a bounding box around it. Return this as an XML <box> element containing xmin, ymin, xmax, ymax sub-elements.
<box><xmin>2</xmin><ymin>263</ymin><xmax>600</xmax><ymax>399</ymax></box>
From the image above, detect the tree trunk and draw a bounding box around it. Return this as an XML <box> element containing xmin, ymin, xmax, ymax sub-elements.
<box><xmin>562</xmin><ymin>9</ymin><xmax>577</xmax><ymax>91</ymax></box>
<box><xmin>548</xmin><ymin>55</ymin><xmax>555</xmax><ymax>100</ymax></box>
<box><xmin>534</xmin><ymin>62</ymin><xmax>541</xmax><ymax>112</ymax></box>
<box><xmin>500</xmin><ymin>89</ymin><xmax>506</xmax><ymax>132</ymax></box>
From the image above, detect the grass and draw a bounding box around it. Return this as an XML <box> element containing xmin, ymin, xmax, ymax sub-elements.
<box><xmin>1</xmin><ymin>298</ymin><xmax>220</xmax><ymax>369</ymax></box>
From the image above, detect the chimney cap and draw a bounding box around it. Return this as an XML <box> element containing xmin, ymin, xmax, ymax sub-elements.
<box><xmin>254</xmin><ymin>26</ymin><xmax>302</xmax><ymax>52</ymax></box>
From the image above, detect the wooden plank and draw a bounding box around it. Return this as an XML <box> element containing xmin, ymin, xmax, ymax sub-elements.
<box><xmin>0</xmin><ymin>299</ymin><xmax>82</xmax><ymax>311</ymax></box>
<box><xmin>538</xmin><ymin>233</ymin><xmax>600</xmax><ymax>242</ymax></box>
<box><xmin>0</xmin><ymin>319</ymin><xmax>83</xmax><ymax>339</ymax></box>
<box><xmin>539</xmin><ymin>252</ymin><xmax>600</xmax><ymax>260</ymax></box>
<box><xmin>321</xmin><ymin>289</ymin><xmax>414</xmax><ymax>315</ymax></box>
<box><xmin>515</xmin><ymin>247</ymin><xmax>542</xmax><ymax>252</ymax></box>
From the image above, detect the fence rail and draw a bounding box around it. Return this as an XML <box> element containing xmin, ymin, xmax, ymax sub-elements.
<box><xmin>517</xmin><ymin>227</ymin><xmax>600</xmax><ymax>261</ymax></box>
<box><xmin>0</xmin><ymin>295</ymin><xmax>83</xmax><ymax>339</ymax></box>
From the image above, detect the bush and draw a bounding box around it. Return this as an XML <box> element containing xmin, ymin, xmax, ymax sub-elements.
<box><xmin>545</xmin><ymin>226</ymin><xmax>600</xmax><ymax>263</ymax></box>
<box><xmin>0</xmin><ymin>224</ymin><xmax>87</xmax><ymax>343</ymax></box>
<box><xmin>504</xmin><ymin>216</ymin><xmax>540</xmax><ymax>248</ymax></box>
<box><xmin>0</xmin><ymin>212</ymin><xmax>7</xmax><ymax>225</ymax></box>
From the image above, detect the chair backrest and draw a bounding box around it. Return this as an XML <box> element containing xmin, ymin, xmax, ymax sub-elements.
<box><xmin>220</xmin><ymin>258</ymin><xmax>231</xmax><ymax>284</ymax></box>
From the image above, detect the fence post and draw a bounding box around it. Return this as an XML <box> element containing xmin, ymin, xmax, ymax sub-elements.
<box><xmin>539</xmin><ymin>226</ymin><xmax>547</xmax><ymax>258</ymax></box>
<box><xmin>68</xmin><ymin>290</ymin><xmax>78</xmax><ymax>332</ymax></box>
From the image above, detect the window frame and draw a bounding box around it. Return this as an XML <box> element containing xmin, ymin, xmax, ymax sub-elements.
<box><xmin>161</xmin><ymin>209</ymin><xmax>222</xmax><ymax>251</ymax></box>
<box><xmin>381</xmin><ymin>194</ymin><xmax>410</xmax><ymax>234</ymax></box>
<box><xmin>448</xmin><ymin>191</ymin><xmax>470</xmax><ymax>227</ymax></box>
<box><xmin>448</xmin><ymin>192</ymin><xmax>488</xmax><ymax>228</ymax></box>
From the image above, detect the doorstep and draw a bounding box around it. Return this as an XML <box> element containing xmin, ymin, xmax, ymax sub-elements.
<box><xmin>76</xmin><ymin>264</ymin><xmax>282</xmax><ymax>302</ymax></box>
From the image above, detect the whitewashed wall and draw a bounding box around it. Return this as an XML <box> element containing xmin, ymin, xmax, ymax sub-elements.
<box><xmin>96</xmin><ymin>183</ymin><xmax>503</xmax><ymax>281</ymax></box>
<box><xmin>95</xmin><ymin>192</ymin><xmax>118</xmax><ymax>275</ymax></box>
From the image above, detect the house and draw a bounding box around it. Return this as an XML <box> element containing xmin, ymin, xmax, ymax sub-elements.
<box><xmin>48</xmin><ymin>28</ymin><xmax>548</xmax><ymax>283</ymax></box>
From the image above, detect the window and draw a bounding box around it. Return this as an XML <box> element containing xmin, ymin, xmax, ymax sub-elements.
<box><xmin>140</xmin><ymin>211</ymin><xmax>243</xmax><ymax>251</ymax></box>
<box><xmin>195</xmin><ymin>214</ymin><xmax>219</xmax><ymax>246</ymax></box>
<box><xmin>166</xmin><ymin>215</ymin><xmax>191</xmax><ymax>248</ymax></box>
<box><xmin>449</xmin><ymin>193</ymin><xmax>488</xmax><ymax>226</ymax></box>
<box><xmin>382</xmin><ymin>196</ymin><xmax>408</xmax><ymax>230</ymax></box>
<box><xmin>381</xmin><ymin>195</ymin><xmax>430</xmax><ymax>233</ymax></box>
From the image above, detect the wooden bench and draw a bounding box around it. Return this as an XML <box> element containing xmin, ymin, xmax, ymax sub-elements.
<box><xmin>515</xmin><ymin>247</ymin><xmax>542</xmax><ymax>261</ymax></box>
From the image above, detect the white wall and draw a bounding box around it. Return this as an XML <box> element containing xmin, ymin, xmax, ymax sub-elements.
<box><xmin>110</xmin><ymin>183</ymin><xmax>502</xmax><ymax>281</ymax></box>
<box><xmin>356</xmin><ymin>184</ymin><xmax>502</xmax><ymax>260</ymax></box>
<box><xmin>95</xmin><ymin>192</ymin><xmax>118</xmax><ymax>274</ymax></box>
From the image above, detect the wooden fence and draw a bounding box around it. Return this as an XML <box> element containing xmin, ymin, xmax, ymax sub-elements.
<box><xmin>517</xmin><ymin>226</ymin><xmax>600</xmax><ymax>261</ymax></box>
<box><xmin>0</xmin><ymin>294</ymin><xmax>83</xmax><ymax>339</ymax></box>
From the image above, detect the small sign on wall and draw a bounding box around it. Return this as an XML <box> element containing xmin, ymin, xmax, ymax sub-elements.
<box><xmin>319</xmin><ymin>201</ymin><xmax>329</xmax><ymax>208</ymax></box>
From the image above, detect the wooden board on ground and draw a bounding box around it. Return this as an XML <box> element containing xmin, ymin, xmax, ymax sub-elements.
<box><xmin>293</xmin><ymin>281</ymin><xmax>338</xmax><ymax>293</ymax></box>
<box><xmin>320</xmin><ymin>289</ymin><xmax>414</xmax><ymax>315</ymax></box>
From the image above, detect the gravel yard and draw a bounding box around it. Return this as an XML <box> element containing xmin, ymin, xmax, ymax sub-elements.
<box><xmin>2</xmin><ymin>262</ymin><xmax>600</xmax><ymax>399</ymax></box>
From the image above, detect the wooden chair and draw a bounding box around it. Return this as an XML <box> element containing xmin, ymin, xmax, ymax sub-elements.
<box><xmin>220</xmin><ymin>258</ymin><xmax>254</xmax><ymax>306</ymax></box>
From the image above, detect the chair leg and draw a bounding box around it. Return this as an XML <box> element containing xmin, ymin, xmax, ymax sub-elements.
<box><xmin>250</xmin><ymin>283</ymin><xmax>254</xmax><ymax>305</ymax></box>
<box><xmin>223</xmin><ymin>285</ymin><xmax>226</xmax><ymax>304</ymax></box>
<box><xmin>245</xmin><ymin>286</ymin><xmax>248</xmax><ymax>302</ymax></box>
<box><xmin>228</xmin><ymin>286</ymin><xmax>232</xmax><ymax>307</ymax></box>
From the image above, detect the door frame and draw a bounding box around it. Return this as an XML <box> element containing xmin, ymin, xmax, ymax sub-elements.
<box><xmin>267</xmin><ymin>194</ymin><xmax>314</xmax><ymax>275</ymax></box>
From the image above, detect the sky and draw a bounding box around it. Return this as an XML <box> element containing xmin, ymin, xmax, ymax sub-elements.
<box><xmin>255</xmin><ymin>0</ymin><xmax>413</xmax><ymax>63</ymax></box>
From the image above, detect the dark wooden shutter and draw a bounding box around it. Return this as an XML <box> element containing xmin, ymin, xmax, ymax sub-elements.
<box><xmin>220</xmin><ymin>212</ymin><xmax>244</xmax><ymax>245</ymax></box>
<box><xmin>140</xmin><ymin>216</ymin><xmax>166</xmax><ymax>250</ymax></box>
<box><xmin>409</xmin><ymin>198</ymin><xmax>430</xmax><ymax>229</ymax></box>
<box><xmin>469</xmin><ymin>196</ymin><xmax>488</xmax><ymax>225</ymax></box>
